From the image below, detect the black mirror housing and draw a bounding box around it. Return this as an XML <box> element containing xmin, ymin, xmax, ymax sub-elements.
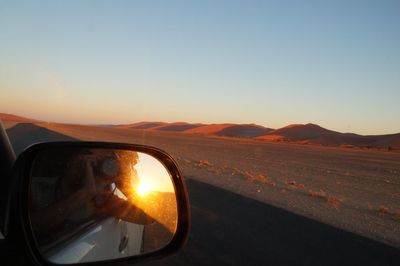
<box><xmin>6</xmin><ymin>142</ymin><xmax>190</xmax><ymax>266</ymax></box>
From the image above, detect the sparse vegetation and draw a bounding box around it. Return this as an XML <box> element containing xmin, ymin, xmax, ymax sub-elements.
<box><xmin>197</xmin><ymin>160</ymin><xmax>212</xmax><ymax>167</ymax></box>
<box><xmin>256</xmin><ymin>174</ymin><xmax>268</xmax><ymax>183</ymax></box>
<box><xmin>309</xmin><ymin>190</ymin><xmax>327</xmax><ymax>199</ymax></box>
<box><xmin>375</xmin><ymin>206</ymin><xmax>400</xmax><ymax>221</ymax></box>
<box><xmin>309</xmin><ymin>190</ymin><xmax>342</xmax><ymax>210</ymax></box>
<box><xmin>285</xmin><ymin>180</ymin><xmax>305</xmax><ymax>190</ymax></box>
<box><xmin>327</xmin><ymin>197</ymin><xmax>342</xmax><ymax>210</ymax></box>
<box><xmin>379</xmin><ymin>206</ymin><xmax>389</xmax><ymax>214</ymax></box>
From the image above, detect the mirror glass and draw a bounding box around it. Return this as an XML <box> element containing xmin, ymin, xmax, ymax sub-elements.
<box><xmin>28</xmin><ymin>147</ymin><xmax>178</xmax><ymax>264</ymax></box>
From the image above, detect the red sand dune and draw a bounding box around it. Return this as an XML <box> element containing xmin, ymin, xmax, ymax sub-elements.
<box><xmin>120</xmin><ymin>122</ymin><xmax>274</xmax><ymax>138</ymax></box>
<box><xmin>214</xmin><ymin>124</ymin><xmax>274</xmax><ymax>138</ymax></box>
<box><xmin>372</xmin><ymin>133</ymin><xmax>400</xmax><ymax>149</ymax></box>
<box><xmin>184</xmin><ymin>124</ymin><xmax>235</xmax><ymax>134</ymax></box>
<box><xmin>257</xmin><ymin>135</ymin><xmax>286</xmax><ymax>141</ymax></box>
<box><xmin>264</xmin><ymin>123</ymin><xmax>336</xmax><ymax>140</ymax></box>
<box><xmin>257</xmin><ymin>123</ymin><xmax>400</xmax><ymax>149</ymax></box>
<box><xmin>282</xmin><ymin>124</ymin><xmax>305</xmax><ymax>129</ymax></box>
<box><xmin>0</xmin><ymin>113</ymin><xmax>38</xmax><ymax>122</ymax></box>
<box><xmin>119</xmin><ymin>122</ymin><xmax>167</xmax><ymax>130</ymax></box>
<box><xmin>118</xmin><ymin>122</ymin><xmax>202</xmax><ymax>132</ymax></box>
<box><xmin>152</xmin><ymin>122</ymin><xmax>204</xmax><ymax>132</ymax></box>
<box><xmin>96</xmin><ymin>120</ymin><xmax>400</xmax><ymax>149</ymax></box>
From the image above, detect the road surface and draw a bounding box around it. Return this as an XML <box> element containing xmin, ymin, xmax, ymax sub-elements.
<box><xmin>143</xmin><ymin>178</ymin><xmax>400</xmax><ymax>265</ymax></box>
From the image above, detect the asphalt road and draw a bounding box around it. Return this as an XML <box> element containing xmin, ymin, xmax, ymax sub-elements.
<box><xmin>143</xmin><ymin>178</ymin><xmax>400</xmax><ymax>266</ymax></box>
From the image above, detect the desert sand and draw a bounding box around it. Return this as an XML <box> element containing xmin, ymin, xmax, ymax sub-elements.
<box><xmin>5</xmin><ymin>121</ymin><xmax>400</xmax><ymax>248</ymax></box>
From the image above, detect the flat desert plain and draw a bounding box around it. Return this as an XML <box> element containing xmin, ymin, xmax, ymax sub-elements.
<box><xmin>5</xmin><ymin>122</ymin><xmax>400</xmax><ymax>251</ymax></box>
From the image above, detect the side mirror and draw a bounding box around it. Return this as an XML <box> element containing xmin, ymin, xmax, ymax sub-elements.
<box><xmin>8</xmin><ymin>142</ymin><xmax>190</xmax><ymax>265</ymax></box>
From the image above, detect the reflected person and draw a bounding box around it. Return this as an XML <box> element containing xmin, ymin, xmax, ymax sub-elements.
<box><xmin>30</xmin><ymin>149</ymin><xmax>154</xmax><ymax>245</ymax></box>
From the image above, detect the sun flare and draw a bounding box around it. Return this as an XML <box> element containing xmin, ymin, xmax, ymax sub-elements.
<box><xmin>137</xmin><ymin>182</ymin><xmax>152</xmax><ymax>197</ymax></box>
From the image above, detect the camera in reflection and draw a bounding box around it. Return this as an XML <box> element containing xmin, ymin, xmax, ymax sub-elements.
<box><xmin>94</xmin><ymin>155</ymin><xmax>120</xmax><ymax>180</ymax></box>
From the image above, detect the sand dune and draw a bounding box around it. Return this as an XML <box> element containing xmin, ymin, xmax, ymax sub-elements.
<box><xmin>372</xmin><ymin>133</ymin><xmax>400</xmax><ymax>149</ymax></box>
<box><xmin>152</xmin><ymin>122</ymin><xmax>203</xmax><ymax>132</ymax></box>
<box><xmin>256</xmin><ymin>134</ymin><xmax>286</xmax><ymax>141</ymax></box>
<box><xmin>1</xmin><ymin>113</ymin><xmax>40</xmax><ymax>129</ymax></box>
<box><xmin>184</xmin><ymin>124</ymin><xmax>235</xmax><ymax>134</ymax></box>
<box><xmin>120</xmin><ymin>122</ymin><xmax>167</xmax><ymax>130</ymax></box>
<box><xmin>84</xmin><ymin>119</ymin><xmax>400</xmax><ymax>149</ymax></box>
<box><xmin>117</xmin><ymin>122</ymin><xmax>202</xmax><ymax>131</ymax></box>
<box><xmin>257</xmin><ymin>123</ymin><xmax>400</xmax><ymax>149</ymax></box>
<box><xmin>266</xmin><ymin>123</ymin><xmax>336</xmax><ymax>139</ymax></box>
<box><xmin>214</xmin><ymin>124</ymin><xmax>274</xmax><ymax>138</ymax></box>
<box><xmin>0</xmin><ymin>113</ymin><xmax>38</xmax><ymax>122</ymax></box>
<box><xmin>153</xmin><ymin>123</ymin><xmax>274</xmax><ymax>138</ymax></box>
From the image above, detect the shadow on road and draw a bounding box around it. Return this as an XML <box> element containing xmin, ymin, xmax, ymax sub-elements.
<box><xmin>143</xmin><ymin>178</ymin><xmax>400</xmax><ymax>266</ymax></box>
<box><xmin>6</xmin><ymin>123</ymin><xmax>78</xmax><ymax>155</ymax></box>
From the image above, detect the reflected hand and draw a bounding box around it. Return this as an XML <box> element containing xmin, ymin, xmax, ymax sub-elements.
<box><xmin>79</xmin><ymin>154</ymin><xmax>98</xmax><ymax>201</ymax></box>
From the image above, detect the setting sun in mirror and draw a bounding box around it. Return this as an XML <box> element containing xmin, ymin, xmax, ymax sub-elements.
<box><xmin>137</xmin><ymin>181</ymin><xmax>152</xmax><ymax>197</ymax></box>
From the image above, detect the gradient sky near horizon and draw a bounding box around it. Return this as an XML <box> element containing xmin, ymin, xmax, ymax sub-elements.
<box><xmin>0</xmin><ymin>0</ymin><xmax>399</xmax><ymax>135</ymax></box>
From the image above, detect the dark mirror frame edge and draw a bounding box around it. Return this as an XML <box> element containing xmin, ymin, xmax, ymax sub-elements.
<box><xmin>7</xmin><ymin>141</ymin><xmax>190</xmax><ymax>266</ymax></box>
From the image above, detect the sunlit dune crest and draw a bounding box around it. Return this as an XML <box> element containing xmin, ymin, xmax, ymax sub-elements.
<box><xmin>117</xmin><ymin>122</ymin><xmax>204</xmax><ymax>132</ymax></box>
<box><xmin>152</xmin><ymin>122</ymin><xmax>203</xmax><ymax>132</ymax></box>
<box><xmin>184</xmin><ymin>124</ymin><xmax>235</xmax><ymax>134</ymax></box>
<box><xmin>283</xmin><ymin>124</ymin><xmax>305</xmax><ymax>128</ymax></box>
<box><xmin>118</xmin><ymin>121</ymin><xmax>167</xmax><ymax>129</ymax></box>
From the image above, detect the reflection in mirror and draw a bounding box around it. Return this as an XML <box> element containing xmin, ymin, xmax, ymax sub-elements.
<box><xmin>28</xmin><ymin>148</ymin><xmax>178</xmax><ymax>264</ymax></box>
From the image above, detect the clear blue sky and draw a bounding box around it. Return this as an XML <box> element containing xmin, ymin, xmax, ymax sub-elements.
<box><xmin>0</xmin><ymin>0</ymin><xmax>399</xmax><ymax>134</ymax></box>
